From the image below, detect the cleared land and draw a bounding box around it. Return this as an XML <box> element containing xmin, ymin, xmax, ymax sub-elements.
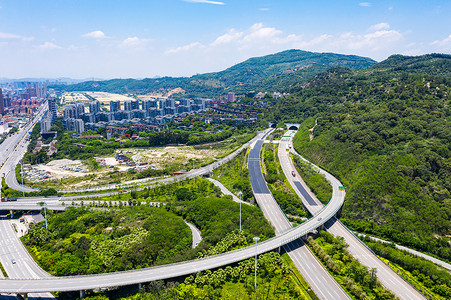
<box><xmin>25</xmin><ymin>145</ymin><xmax>229</xmax><ymax>189</ymax></box>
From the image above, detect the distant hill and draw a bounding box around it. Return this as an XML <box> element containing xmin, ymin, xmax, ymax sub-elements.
<box><xmin>54</xmin><ymin>49</ymin><xmax>377</xmax><ymax>96</ymax></box>
<box><xmin>272</xmin><ymin>53</ymin><xmax>451</xmax><ymax>262</ymax></box>
<box><xmin>373</xmin><ymin>53</ymin><xmax>451</xmax><ymax>77</ymax></box>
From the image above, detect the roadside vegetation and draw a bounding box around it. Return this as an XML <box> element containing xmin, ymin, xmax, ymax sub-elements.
<box><xmin>291</xmin><ymin>155</ymin><xmax>332</xmax><ymax>205</ymax></box>
<box><xmin>69</xmin><ymin>252</ymin><xmax>313</xmax><ymax>300</ymax></box>
<box><xmin>1</xmin><ymin>177</ymin><xmax>57</xmax><ymax>198</ymax></box>
<box><xmin>262</xmin><ymin>143</ymin><xmax>307</xmax><ymax>221</ymax></box>
<box><xmin>26</xmin><ymin>206</ymin><xmax>192</xmax><ymax>275</ymax></box>
<box><xmin>362</xmin><ymin>237</ymin><xmax>451</xmax><ymax>299</ymax></box>
<box><xmin>307</xmin><ymin>231</ymin><xmax>397</xmax><ymax>300</ymax></box>
<box><xmin>25</xmin><ymin>178</ymin><xmax>274</xmax><ymax>276</ymax></box>
<box><xmin>212</xmin><ymin>149</ymin><xmax>253</xmax><ymax>203</ymax></box>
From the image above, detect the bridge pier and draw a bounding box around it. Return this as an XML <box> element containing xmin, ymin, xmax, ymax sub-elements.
<box><xmin>138</xmin><ymin>283</ymin><xmax>142</xmax><ymax>290</ymax></box>
<box><xmin>80</xmin><ymin>290</ymin><xmax>85</xmax><ymax>299</ymax></box>
<box><xmin>20</xmin><ymin>293</ymin><xmax>28</xmax><ymax>300</ymax></box>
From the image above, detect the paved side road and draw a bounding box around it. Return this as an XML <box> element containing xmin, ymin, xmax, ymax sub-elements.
<box><xmin>185</xmin><ymin>222</ymin><xmax>202</xmax><ymax>248</ymax></box>
<box><xmin>354</xmin><ymin>233</ymin><xmax>451</xmax><ymax>271</ymax></box>
<box><xmin>206</xmin><ymin>178</ymin><xmax>251</xmax><ymax>205</ymax></box>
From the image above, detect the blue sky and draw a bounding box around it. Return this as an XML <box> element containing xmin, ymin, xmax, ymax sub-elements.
<box><xmin>0</xmin><ymin>0</ymin><xmax>449</xmax><ymax>79</ymax></box>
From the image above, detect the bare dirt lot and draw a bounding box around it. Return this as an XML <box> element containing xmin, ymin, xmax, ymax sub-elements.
<box><xmin>31</xmin><ymin>159</ymin><xmax>89</xmax><ymax>180</ymax></box>
<box><xmin>128</xmin><ymin>146</ymin><xmax>226</xmax><ymax>169</ymax></box>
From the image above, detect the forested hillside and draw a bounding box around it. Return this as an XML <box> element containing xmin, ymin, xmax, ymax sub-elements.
<box><xmin>271</xmin><ymin>54</ymin><xmax>451</xmax><ymax>260</ymax></box>
<box><xmin>55</xmin><ymin>50</ymin><xmax>376</xmax><ymax>96</ymax></box>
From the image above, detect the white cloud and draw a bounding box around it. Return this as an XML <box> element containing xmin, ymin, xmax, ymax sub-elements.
<box><xmin>165</xmin><ymin>42</ymin><xmax>202</xmax><ymax>54</ymax></box>
<box><xmin>293</xmin><ymin>34</ymin><xmax>332</xmax><ymax>49</ymax></box>
<box><xmin>39</xmin><ymin>42</ymin><xmax>62</xmax><ymax>50</ymax></box>
<box><xmin>333</xmin><ymin>28</ymin><xmax>403</xmax><ymax>51</ymax></box>
<box><xmin>369</xmin><ymin>22</ymin><xmax>390</xmax><ymax>32</ymax></box>
<box><xmin>0</xmin><ymin>32</ymin><xmax>33</xmax><ymax>41</ymax></box>
<box><xmin>430</xmin><ymin>34</ymin><xmax>451</xmax><ymax>47</ymax></box>
<box><xmin>182</xmin><ymin>0</ymin><xmax>225</xmax><ymax>5</ymax></box>
<box><xmin>430</xmin><ymin>34</ymin><xmax>451</xmax><ymax>53</ymax></box>
<box><xmin>359</xmin><ymin>2</ymin><xmax>371</xmax><ymax>7</ymax></box>
<box><xmin>210</xmin><ymin>29</ymin><xmax>243</xmax><ymax>46</ymax></box>
<box><xmin>259</xmin><ymin>8</ymin><xmax>269</xmax><ymax>11</ymax></box>
<box><xmin>120</xmin><ymin>36</ymin><xmax>152</xmax><ymax>49</ymax></box>
<box><xmin>82</xmin><ymin>30</ymin><xmax>106</xmax><ymax>39</ymax></box>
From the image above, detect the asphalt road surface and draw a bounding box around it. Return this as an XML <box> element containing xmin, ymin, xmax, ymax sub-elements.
<box><xmin>1</xmin><ymin>103</ymin><xmax>46</xmax><ymax>194</ymax></box>
<box><xmin>185</xmin><ymin>222</ymin><xmax>202</xmax><ymax>248</ymax></box>
<box><xmin>0</xmin><ymin>216</ymin><xmax>54</xmax><ymax>299</ymax></box>
<box><xmin>248</xmin><ymin>133</ymin><xmax>350</xmax><ymax>300</ymax></box>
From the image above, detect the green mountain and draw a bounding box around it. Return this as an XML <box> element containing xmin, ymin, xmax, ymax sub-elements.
<box><xmin>374</xmin><ymin>53</ymin><xmax>451</xmax><ymax>77</ymax></box>
<box><xmin>272</xmin><ymin>53</ymin><xmax>451</xmax><ymax>260</ymax></box>
<box><xmin>55</xmin><ymin>49</ymin><xmax>376</xmax><ymax>96</ymax></box>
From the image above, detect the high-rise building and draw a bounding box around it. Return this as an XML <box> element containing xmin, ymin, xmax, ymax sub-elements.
<box><xmin>110</xmin><ymin>100</ymin><xmax>121</xmax><ymax>112</ymax></box>
<box><xmin>164</xmin><ymin>98</ymin><xmax>175</xmax><ymax>108</ymax></box>
<box><xmin>131</xmin><ymin>99</ymin><xmax>140</xmax><ymax>110</ymax></box>
<box><xmin>227</xmin><ymin>92</ymin><xmax>236</xmax><ymax>102</ymax></box>
<box><xmin>40</xmin><ymin>114</ymin><xmax>52</xmax><ymax>132</ymax></box>
<box><xmin>63</xmin><ymin>104</ymin><xmax>77</xmax><ymax>119</ymax></box>
<box><xmin>89</xmin><ymin>100</ymin><xmax>100</xmax><ymax>114</ymax></box>
<box><xmin>0</xmin><ymin>88</ymin><xmax>4</xmax><ymax>116</ymax></box>
<box><xmin>74</xmin><ymin>119</ymin><xmax>85</xmax><ymax>134</ymax></box>
<box><xmin>75</xmin><ymin>103</ymin><xmax>85</xmax><ymax>117</ymax></box>
<box><xmin>48</xmin><ymin>96</ymin><xmax>57</xmax><ymax>123</ymax></box>
<box><xmin>124</xmin><ymin>100</ymin><xmax>132</xmax><ymax>111</ymax></box>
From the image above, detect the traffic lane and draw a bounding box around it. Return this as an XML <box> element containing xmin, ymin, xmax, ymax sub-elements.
<box><xmin>278</xmin><ymin>138</ymin><xmax>320</xmax><ymax>210</ymax></box>
<box><xmin>0</xmin><ymin>219</ymin><xmax>31</xmax><ymax>279</ymax></box>
<box><xmin>0</xmin><ymin>218</ymin><xmax>51</xmax><ymax>279</ymax></box>
<box><xmin>327</xmin><ymin>220</ymin><xmax>426</xmax><ymax>300</ymax></box>
<box><xmin>284</xmin><ymin>239</ymin><xmax>350</xmax><ymax>300</ymax></box>
<box><xmin>248</xmin><ymin>140</ymin><xmax>271</xmax><ymax>194</ymax></box>
<box><xmin>248</xmin><ymin>140</ymin><xmax>263</xmax><ymax>160</ymax></box>
<box><xmin>293</xmin><ymin>181</ymin><xmax>318</xmax><ymax>206</ymax></box>
<box><xmin>254</xmin><ymin>193</ymin><xmax>291</xmax><ymax>235</ymax></box>
<box><xmin>248</xmin><ymin>160</ymin><xmax>270</xmax><ymax>194</ymax></box>
<box><xmin>284</xmin><ymin>133</ymin><xmax>425</xmax><ymax>299</ymax></box>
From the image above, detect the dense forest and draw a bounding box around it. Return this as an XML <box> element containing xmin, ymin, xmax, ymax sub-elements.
<box><xmin>54</xmin><ymin>50</ymin><xmax>376</xmax><ymax>97</ymax></box>
<box><xmin>270</xmin><ymin>54</ymin><xmax>451</xmax><ymax>261</ymax></box>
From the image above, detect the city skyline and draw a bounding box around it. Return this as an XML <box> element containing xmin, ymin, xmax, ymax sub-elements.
<box><xmin>0</xmin><ymin>0</ymin><xmax>450</xmax><ymax>79</ymax></box>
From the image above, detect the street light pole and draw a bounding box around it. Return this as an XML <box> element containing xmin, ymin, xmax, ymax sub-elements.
<box><xmin>238</xmin><ymin>191</ymin><xmax>242</xmax><ymax>232</ymax></box>
<box><xmin>44</xmin><ymin>201</ymin><xmax>48</xmax><ymax>232</ymax></box>
<box><xmin>253</xmin><ymin>236</ymin><xmax>260</xmax><ymax>289</ymax></box>
<box><xmin>20</xmin><ymin>160</ymin><xmax>25</xmax><ymax>197</ymax></box>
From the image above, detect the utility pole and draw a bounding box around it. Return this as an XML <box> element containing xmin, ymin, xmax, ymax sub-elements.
<box><xmin>253</xmin><ymin>236</ymin><xmax>260</xmax><ymax>289</ymax></box>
